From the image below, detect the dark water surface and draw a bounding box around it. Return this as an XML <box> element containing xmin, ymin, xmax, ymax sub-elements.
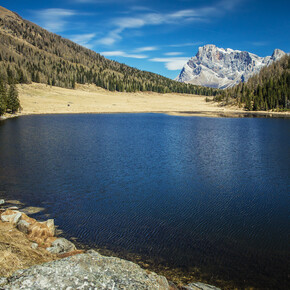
<box><xmin>0</xmin><ymin>114</ymin><xmax>289</xmax><ymax>289</ymax></box>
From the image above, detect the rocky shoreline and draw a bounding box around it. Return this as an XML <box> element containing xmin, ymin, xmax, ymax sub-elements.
<box><xmin>0</xmin><ymin>199</ymin><xmax>221</xmax><ymax>289</ymax></box>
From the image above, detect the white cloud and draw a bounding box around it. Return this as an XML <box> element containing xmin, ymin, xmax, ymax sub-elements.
<box><xmin>168</xmin><ymin>42</ymin><xmax>204</xmax><ymax>48</ymax></box>
<box><xmin>150</xmin><ymin>57</ymin><xmax>189</xmax><ymax>70</ymax></box>
<box><xmin>134</xmin><ymin>46</ymin><xmax>158</xmax><ymax>52</ymax></box>
<box><xmin>101</xmin><ymin>51</ymin><xmax>148</xmax><ymax>59</ymax></box>
<box><xmin>130</xmin><ymin>6</ymin><xmax>153</xmax><ymax>12</ymax></box>
<box><xmin>251</xmin><ymin>41</ymin><xmax>268</xmax><ymax>47</ymax></box>
<box><xmin>169</xmin><ymin>9</ymin><xmax>200</xmax><ymax>18</ymax></box>
<box><xmin>96</xmin><ymin>29</ymin><xmax>122</xmax><ymax>45</ymax></box>
<box><xmin>69</xmin><ymin>33</ymin><xmax>96</xmax><ymax>48</ymax></box>
<box><xmin>35</xmin><ymin>9</ymin><xmax>76</xmax><ymax>32</ymax></box>
<box><xmin>74</xmin><ymin>0</ymin><xmax>135</xmax><ymax>2</ymax></box>
<box><xmin>98</xmin><ymin>0</ymin><xmax>241</xmax><ymax>46</ymax></box>
<box><xmin>114</xmin><ymin>17</ymin><xmax>145</xmax><ymax>29</ymax></box>
<box><xmin>164</xmin><ymin>52</ymin><xmax>183</xmax><ymax>56</ymax></box>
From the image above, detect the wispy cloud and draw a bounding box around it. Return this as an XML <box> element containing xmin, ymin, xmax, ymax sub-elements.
<box><xmin>97</xmin><ymin>30</ymin><xmax>122</xmax><ymax>45</ymax></box>
<box><xmin>101</xmin><ymin>50</ymin><xmax>147</xmax><ymax>59</ymax></box>
<box><xmin>69</xmin><ymin>33</ymin><xmax>97</xmax><ymax>48</ymax></box>
<box><xmin>35</xmin><ymin>9</ymin><xmax>76</xmax><ymax>32</ymax></box>
<box><xmin>168</xmin><ymin>42</ymin><xmax>204</xmax><ymax>48</ymax></box>
<box><xmin>74</xmin><ymin>0</ymin><xmax>136</xmax><ymax>3</ymax></box>
<box><xmin>150</xmin><ymin>57</ymin><xmax>190</xmax><ymax>70</ymax></box>
<box><xmin>98</xmin><ymin>0</ymin><xmax>241</xmax><ymax>46</ymax></box>
<box><xmin>251</xmin><ymin>41</ymin><xmax>269</xmax><ymax>47</ymax></box>
<box><xmin>134</xmin><ymin>46</ymin><xmax>159</xmax><ymax>52</ymax></box>
<box><xmin>130</xmin><ymin>6</ymin><xmax>153</xmax><ymax>12</ymax></box>
<box><xmin>164</xmin><ymin>52</ymin><xmax>183</xmax><ymax>56</ymax></box>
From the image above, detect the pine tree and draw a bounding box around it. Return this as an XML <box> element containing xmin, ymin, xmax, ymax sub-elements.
<box><xmin>0</xmin><ymin>79</ymin><xmax>7</xmax><ymax>115</ymax></box>
<box><xmin>6</xmin><ymin>83</ymin><xmax>20</xmax><ymax>113</ymax></box>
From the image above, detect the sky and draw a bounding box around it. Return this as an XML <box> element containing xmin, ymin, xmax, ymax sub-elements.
<box><xmin>2</xmin><ymin>0</ymin><xmax>289</xmax><ymax>79</ymax></box>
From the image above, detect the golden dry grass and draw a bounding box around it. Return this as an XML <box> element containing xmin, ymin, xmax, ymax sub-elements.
<box><xmin>0</xmin><ymin>220</ymin><xmax>57</xmax><ymax>277</ymax></box>
<box><xmin>16</xmin><ymin>83</ymin><xmax>243</xmax><ymax>116</ymax></box>
<box><xmin>16</xmin><ymin>83</ymin><xmax>290</xmax><ymax>118</ymax></box>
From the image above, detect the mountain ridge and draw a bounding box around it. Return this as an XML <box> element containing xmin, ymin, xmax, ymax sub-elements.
<box><xmin>176</xmin><ymin>44</ymin><xmax>286</xmax><ymax>89</ymax></box>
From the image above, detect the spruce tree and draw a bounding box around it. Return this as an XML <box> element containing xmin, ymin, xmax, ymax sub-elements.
<box><xmin>6</xmin><ymin>83</ymin><xmax>20</xmax><ymax>113</ymax></box>
<box><xmin>0</xmin><ymin>79</ymin><xmax>7</xmax><ymax>115</ymax></box>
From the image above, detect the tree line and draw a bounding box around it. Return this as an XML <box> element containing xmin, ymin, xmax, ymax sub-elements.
<box><xmin>214</xmin><ymin>54</ymin><xmax>290</xmax><ymax>111</ymax></box>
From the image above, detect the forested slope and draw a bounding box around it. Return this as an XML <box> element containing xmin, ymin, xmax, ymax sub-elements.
<box><xmin>214</xmin><ymin>54</ymin><xmax>290</xmax><ymax>111</ymax></box>
<box><xmin>0</xmin><ymin>6</ymin><xmax>218</xmax><ymax>96</ymax></box>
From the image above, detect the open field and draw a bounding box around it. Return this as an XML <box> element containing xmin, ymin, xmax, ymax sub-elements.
<box><xmin>16</xmin><ymin>83</ymin><xmax>289</xmax><ymax>118</ymax></box>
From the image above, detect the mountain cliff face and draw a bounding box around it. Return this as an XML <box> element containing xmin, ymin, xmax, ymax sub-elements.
<box><xmin>176</xmin><ymin>45</ymin><xmax>286</xmax><ymax>89</ymax></box>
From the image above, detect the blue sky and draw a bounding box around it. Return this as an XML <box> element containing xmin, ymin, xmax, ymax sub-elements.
<box><xmin>2</xmin><ymin>0</ymin><xmax>289</xmax><ymax>79</ymax></box>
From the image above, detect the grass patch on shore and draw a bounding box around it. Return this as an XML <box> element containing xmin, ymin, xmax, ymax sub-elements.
<box><xmin>0</xmin><ymin>220</ymin><xmax>57</xmax><ymax>277</ymax></box>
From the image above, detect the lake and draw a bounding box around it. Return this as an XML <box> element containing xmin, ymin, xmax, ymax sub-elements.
<box><xmin>0</xmin><ymin>114</ymin><xmax>289</xmax><ymax>289</ymax></box>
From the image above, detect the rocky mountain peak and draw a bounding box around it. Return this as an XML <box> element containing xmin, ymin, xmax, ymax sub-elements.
<box><xmin>271</xmin><ymin>49</ymin><xmax>286</xmax><ymax>60</ymax></box>
<box><xmin>176</xmin><ymin>45</ymin><xmax>286</xmax><ymax>89</ymax></box>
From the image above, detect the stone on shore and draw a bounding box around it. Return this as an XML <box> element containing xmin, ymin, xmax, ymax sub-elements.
<box><xmin>1</xmin><ymin>209</ymin><xmax>56</xmax><ymax>248</ymax></box>
<box><xmin>7</xmin><ymin>206</ymin><xmax>19</xmax><ymax>210</ymax></box>
<box><xmin>185</xmin><ymin>282</ymin><xmax>221</xmax><ymax>290</ymax></box>
<box><xmin>3</xmin><ymin>250</ymin><xmax>170</xmax><ymax>289</ymax></box>
<box><xmin>17</xmin><ymin>219</ymin><xmax>30</xmax><ymax>234</ymax></box>
<box><xmin>24</xmin><ymin>217</ymin><xmax>55</xmax><ymax>247</ymax></box>
<box><xmin>1</xmin><ymin>210</ymin><xmax>22</xmax><ymax>224</ymax></box>
<box><xmin>46</xmin><ymin>238</ymin><xmax>76</xmax><ymax>254</ymax></box>
<box><xmin>20</xmin><ymin>206</ymin><xmax>44</xmax><ymax>215</ymax></box>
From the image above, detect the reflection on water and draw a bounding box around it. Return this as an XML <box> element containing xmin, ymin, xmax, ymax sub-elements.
<box><xmin>0</xmin><ymin>114</ymin><xmax>289</xmax><ymax>289</ymax></box>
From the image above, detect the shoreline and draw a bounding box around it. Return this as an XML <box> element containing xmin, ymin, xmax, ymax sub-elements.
<box><xmin>2</xmin><ymin>110</ymin><xmax>290</xmax><ymax>121</ymax></box>
<box><xmin>11</xmin><ymin>83</ymin><xmax>289</xmax><ymax>119</ymax></box>
<box><xmin>0</xmin><ymin>200</ymin><xmax>222</xmax><ymax>289</ymax></box>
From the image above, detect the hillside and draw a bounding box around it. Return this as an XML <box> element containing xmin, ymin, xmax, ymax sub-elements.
<box><xmin>214</xmin><ymin>54</ymin><xmax>290</xmax><ymax>111</ymax></box>
<box><xmin>0</xmin><ymin>6</ymin><xmax>218</xmax><ymax>96</ymax></box>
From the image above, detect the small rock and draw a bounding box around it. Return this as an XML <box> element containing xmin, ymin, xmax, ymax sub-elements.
<box><xmin>86</xmin><ymin>249</ymin><xmax>101</xmax><ymax>256</ymax></box>
<box><xmin>21</xmin><ymin>206</ymin><xmax>44</xmax><ymax>215</ymax></box>
<box><xmin>1</xmin><ymin>209</ymin><xmax>22</xmax><ymax>224</ymax></box>
<box><xmin>186</xmin><ymin>282</ymin><xmax>221</xmax><ymax>290</ymax></box>
<box><xmin>31</xmin><ymin>243</ymin><xmax>38</xmax><ymax>249</ymax></box>
<box><xmin>0</xmin><ymin>199</ymin><xmax>5</xmax><ymax>205</ymax></box>
<box><xmin>7</xmin><ymin>206</ymin><xmax>19</xmax><ymax>210</ymax></box>
<box><xmin>45</xmin><ymin>219</ymin><xmax>55</xmax><ymax>236</ymax></box>
<box><xmin>5</xmin><ymin>200</ymin><xmax>24</xmax><ymax>206</ymax></box>
<box><xmin>46</xmin><ymin>238</ymin><xmax>76</xmax><ymax>254</ymax></box>
<box><xmin>17</xmin><ymin>219</ymin><xmax>31</xmax><ymax>234</ymax></box>
<box><xmin>26</xmin><ymin>218</ymin><xmax>55</xmax><ymax>247</ymax></box>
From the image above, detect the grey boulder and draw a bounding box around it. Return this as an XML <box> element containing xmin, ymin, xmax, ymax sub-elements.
<box><xmin>4</xmin><ymin>250</ymin><xmax>170</xmax><ymax>289</ymax></box>
<box><xmin>1</xmin><ymin>210</ymin><xmax>22</xmax><ymax>224</ymax></box>
<box><xmin>46</xmin><ymin>238</ymin><xmax>76</xmax><ymax>254</ymax></box>
<box><xmin>17</xmin><ymin>219</ymin><xmax>31</xmax><ymax>234</ymax></box>
<box><xmin>185</xmin><ymin>282</ymin><xmax>221</xmax><ymax>290</ymax></box>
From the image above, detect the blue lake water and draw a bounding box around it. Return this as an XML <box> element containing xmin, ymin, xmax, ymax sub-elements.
<box><xmin>0</xmin><ymin>114</ymin><xmax>289</xmax><ymax>289</ymax></box>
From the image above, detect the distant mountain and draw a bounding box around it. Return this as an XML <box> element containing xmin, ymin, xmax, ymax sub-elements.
<box><xmin>176</xmin><ymin>44</ymin><xmax>286</xmax><ymax>89</ymax></box>
<box><xmin>0</xmin><ymin>6</ymin><xmax>218</xmax><ymax>96</ymax></box>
